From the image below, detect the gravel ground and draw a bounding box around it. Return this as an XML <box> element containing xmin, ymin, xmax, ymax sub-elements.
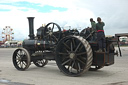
<box><xmin>0</xmin><ymin>47</ymin><xmax>128</xmax><ymax>85</ymax></box>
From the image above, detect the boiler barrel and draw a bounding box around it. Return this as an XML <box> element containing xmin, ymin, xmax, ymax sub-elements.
<box><xmin>22</xmin><ymin>39</ymin><xmax>50</xmax><ymax>51</ymax></box>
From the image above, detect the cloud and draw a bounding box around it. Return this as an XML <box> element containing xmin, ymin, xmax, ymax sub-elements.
<box><xmin>0</xmin><ymin>1</ymin><xmax>68</xmax><ymax>13</ymax></box>
<box><xmin>0</xmin><ymin>0</ymin><xmax>128</xmax><ymax>41</ymax></box>
<box><xmin>0</xmin><ymin>0</ymin><xmax>95</xmax><ymax>41</ymax></box>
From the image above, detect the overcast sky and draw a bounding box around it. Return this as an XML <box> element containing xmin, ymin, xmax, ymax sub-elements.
<box><xmin>0</xmin><ymin>0</ymin><xmax>128</xmax><ymax>41</ymax></box>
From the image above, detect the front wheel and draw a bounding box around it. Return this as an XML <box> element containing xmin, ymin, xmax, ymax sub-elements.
<box><xmin>12</xmin><ymin>48</ymin><xmax>31</xmax><ymax>71</ymax></box>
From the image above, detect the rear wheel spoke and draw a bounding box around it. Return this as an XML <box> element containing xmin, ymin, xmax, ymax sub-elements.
<box><xmin>79</xmin><ymin>45</ymin><xmax>84</xmax><ymax>52</ymax></box>
<box><xmin>78</xmin><ymin>63</ymin><xmax>81</xmax><ymax>72</ymax></box>
<box><xmin>63</xmin><ymin>42</ymin><xmax>71</xmax><ymax>50</ymax></box>
<box><xmin>67</xmin><ymin>60</ymin><xmax>72</xmax><ymax>70</ymax></box>
<box><xmin>62</xmin><ymin>59</ymin><xmax>71</xmax><ymax>66</ymax></box>
<box><xmin>70</xmin><ymin>61</ymin><xmax>75</xmax><ymax>72</ymax></box>
<box><xmin>62</xmin><ymin>56</ymin><xmax>69</xmax><ymax>62</ymax></box>
<box><xmin>76</xmin><ymin>52</ymin><xmax>87</xmax><ymax>56</ymax></box>
<box><xmin>77</xmin><ymin>58</ymin><xmax>86</xmax><ymax>65</ymax></box>
<box><xmin>64</xmin><ymin>47</ymin><xmax>70</xmax><ymax>53</ymax></box>
<box><xmin>71</xmin><ymin>42</ymin><xmax>73</xmax><ymax>51</ymax></box>
<box><xmin>74</xmin><ymin>61</ymin><xmax>79</xmax><ymax>73</ymax></box>
<box><xmin>75</xmin><ymin>42</ymin><xmax>81</xmax><ymax>52</ymax></box>
<box><xmin>72</xmin><ymin>38</ymin><xmax>75</xmax><ymax>46</ymax></box>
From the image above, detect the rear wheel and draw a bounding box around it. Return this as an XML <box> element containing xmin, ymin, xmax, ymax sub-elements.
<box><xmin>55</xmin><ymin>35</ymin><xmax>93</xmax><ymax>76</ymax></box>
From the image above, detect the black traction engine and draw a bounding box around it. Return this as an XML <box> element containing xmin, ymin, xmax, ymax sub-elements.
<box><xmin>12</xmin><ymin>17</ymin><xmax>120</xmax><ymax>76</ymax></box>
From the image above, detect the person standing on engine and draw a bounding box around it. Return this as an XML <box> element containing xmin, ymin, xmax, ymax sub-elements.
<box><xmin>90</xmin><ymin>18</ymin><xmax>96</xmax><ymax>31</ymax></box>
<box><xmin>96</xmin><ymin>17</ymin><xmax>106</xmax><ymax>52</ymax></box>
<box><xmin>90</xmin><ymin>18</ymin><xmax>96</xmax><ymax>40</ymax></box>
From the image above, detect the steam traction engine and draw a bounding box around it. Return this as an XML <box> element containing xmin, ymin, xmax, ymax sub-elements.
<box><xmin>12</xmin><ymin>17</ymin><xmax>119</xmax><ymax>76</ymax></box>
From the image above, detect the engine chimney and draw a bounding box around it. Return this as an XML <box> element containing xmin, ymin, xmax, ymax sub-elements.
<box><xmin>27</xmin><ymin>17</ymin><xmax>35</xmax><ymax>39</ymax></box>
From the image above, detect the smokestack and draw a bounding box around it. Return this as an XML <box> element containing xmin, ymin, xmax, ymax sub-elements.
<box><xmin>27</xmin><ymin>17</ymin><xmax>35</xmax><ymax>39</ymax></box>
